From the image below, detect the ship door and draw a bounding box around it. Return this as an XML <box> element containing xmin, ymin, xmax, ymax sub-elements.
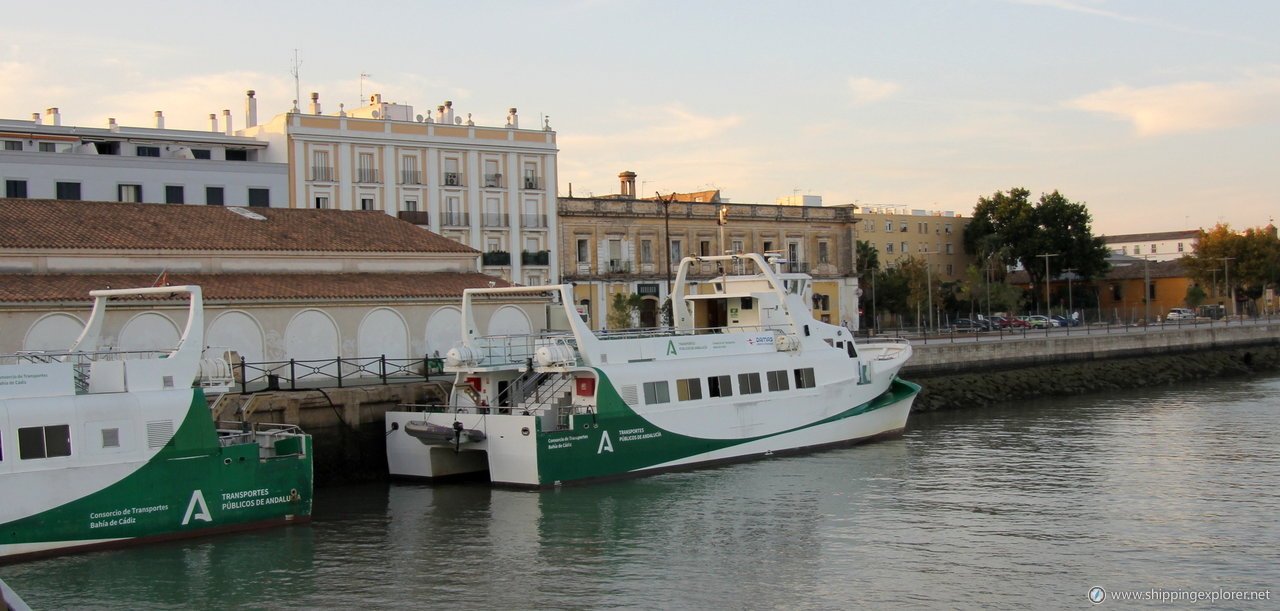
<box><xmin>497</xmin><ymin>380</ymin><xmax>511</xmax><ymax>407</ymax></box>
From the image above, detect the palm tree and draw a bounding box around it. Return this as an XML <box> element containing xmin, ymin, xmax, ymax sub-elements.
<box><xmin>856</xmin><ymin>240</ymin><xmax>880</xmax><ymax>274</ymax></box>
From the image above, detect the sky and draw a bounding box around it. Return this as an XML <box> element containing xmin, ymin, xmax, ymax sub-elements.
<box><xmin>2</xmin><ymin>0</ymin><xmax>1278</xmax><ymax>235</ymax></box>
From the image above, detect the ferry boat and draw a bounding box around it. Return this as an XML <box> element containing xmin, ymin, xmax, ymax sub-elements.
<box><xmin>386</xmin><ymin>253</ymin><xmax>918</xmax><ymax>487</ymax></box>
<box><xmin>0</xmin><ymin>286</ymin><xmax>313</xmax><ymax>563</ymax></box>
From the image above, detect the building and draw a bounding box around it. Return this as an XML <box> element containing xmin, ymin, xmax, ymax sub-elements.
<box><xmin>0</xmin><ymin>198</ymin><xmax>547</xmax><ymax>365</ymax></box>
<box><xmin>851</xmin><ymin>205</ymin><xmax>974</xmax><ymax>278</ymax></box>
<box><xmin>0</xmin><ymin>107</ymin><xmax>285</xmax><ymax>206</ymax></box>
<box><xmin>1103</xmin><ymin>230</ymin><xmax>1199</xmax><ymax>261</ymax></box>
<box><xmin>243</xmin><ymin>92</ymin><xmax>559</xmax><ymax>286</ymax></box>
<box><xmin>558</xmin><ymin>172</ymin><xmax>860</xmax><ymax>329</ymax></box>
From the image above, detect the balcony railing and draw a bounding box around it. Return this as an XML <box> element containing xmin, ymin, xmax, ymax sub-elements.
<box><xmin>520</xmin><ymin>214</ymin><xmax>547</xmax><ymax>228</ymax></box>
<box><xmin>521</xmin><ymin>250</ymin><xmax>550</xmax><ymax>265</ymax></box>
<box><xmin>397</xmin><ymin>210</ymin><xmax>431</xmax><ymax>225</ymax></box>
<box><xmin>311</xmin><ymin>166</ymin><xmax>333</xmax><ymax>181</ymax></box>
<box><xmin>356</xmin><ymin>168</ymin><xmax>380</xmax><ymax>183</ymax></box>
<box><xmin>441</xmin><ymin>212</ymin><xmax>470</xmax><ymax>226</ymax></box>
<box><xmin>401</xmin><ymin>170</ymin><xmax>421</xmax><ymax>185</ymax></box>
<box><xmin>607</xmin><ymin>259</ymin><xmax>632</xmax><ymax>274</ymax></box>
<box><xmin>482</xmin><ymin>213</ymin><xmax>510</xmax><ymax>227</ymax></box>
<box><xmin>444</xmin><ymin>172</ymin><xmax>463</xmax><ymax>186</ymax></box>
<box><xmin>523</xmin><ymin>176</ymin><xmax>542</xmax><ymax>190</ymax></box>
<box><xmin>482</xmin><ymin>251</ymin><xmax>511</xmax><ymax>266</ymax></box>
<box><xmin>484</xmin><ymin>173</ymin><xmax>503</xmax><ymax>188</ymax></box>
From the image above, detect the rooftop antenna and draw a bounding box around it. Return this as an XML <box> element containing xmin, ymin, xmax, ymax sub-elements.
<box><xmin>360</xmin><ymin>72</ymin><xmax>372</xmax><ymax>103</ymax></box>
<box><xmin>290</xmin><ymin>50</ymin><xmax>303</xmax><ymax>112</ymax></box>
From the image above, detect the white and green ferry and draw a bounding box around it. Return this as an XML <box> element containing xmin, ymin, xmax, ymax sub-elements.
<box><xmin>0</xmin><ymin>286</ymin><xmax>313</xmax><ymax>563</ymax></box>
<box><xmin>386</xmin><ymin>253</ymin><xmax>918</xmax><ymax>487</ymax></box>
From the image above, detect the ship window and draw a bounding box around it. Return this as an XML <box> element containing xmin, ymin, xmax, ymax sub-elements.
<box><xmin>18</xmin><ymin>424</ymin><xmax>71</xmax><ymax>460</ymax></box>
<box><xmin>794</xmin><ymin>367</ymin><xmax>816</xmax><ymax>389</ymax></box>
<box><xmin>766</xmin><ymin>369</ymin><xmax>789</xmax><ymax>392</ymax></box>
<box><xmin>102</xmin><ymin>428</ymin><xmax>120</xmax><ymax>448</ymax></box>
<box><xmin>676</xmin><ymin>378</ymin><xmax>702</xmax><ymax>401</ymax></box>
<box><xmin>643</xmin><ymin>381</ymin><xmax>670</xmax><ymax>405</ymax></box>
<box><xmin>738</xmin><ymin>372</ymin><xmax>762</xmax><ymax>394</ymax></box>
<box><xmin>707</xmin><ymin>375</ymin><xmax>733</xmax><ymax>398</ymax></box>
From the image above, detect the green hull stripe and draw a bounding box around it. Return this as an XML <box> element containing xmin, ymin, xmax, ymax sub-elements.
<box><xmin>2</xmin><ymin>390</ymin><xmax>313</xmax><ymax>549</ymax></box>
<box><xmin>536</xmin><ymin>377</ymin><xmax>919</xmax><ymax>484</ymax></box>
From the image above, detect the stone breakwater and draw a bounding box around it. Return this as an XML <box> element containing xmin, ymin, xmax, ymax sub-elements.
<box><xmin>903</xmin><ymin>325</ymin><xmax>1280</xmax><ymax>412</ymax></box>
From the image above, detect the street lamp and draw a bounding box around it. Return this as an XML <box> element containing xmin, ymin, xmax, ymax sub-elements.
<box><xmin>1036</xmin><ymin>253</ymin><xmax>1059</xmax><ymax>316</ymax></box>
<box><xmin>1064</xmin><ymin>267</ymin><xmax>1077</xmax><ymax>328</ymax></box>
<box><xmin>1217</xmin><ymin>257</ymin><xmax>1235</xmax><ymax>317</ymax></box>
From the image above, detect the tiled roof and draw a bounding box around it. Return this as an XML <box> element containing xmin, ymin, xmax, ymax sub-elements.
<box><xmin>0</xmin><ymin>198</ymin><xmax>477</xmax><ymax>253</ymax></box>
<box><xmin>0</xmin><ymin>272</ymin><xmax>516</xmax><ymax>303</ymax></box>
<box><xmin>1102</xmin><ymin>230</ymin><xmax>1200</xmax><ymax>243</ymax></box>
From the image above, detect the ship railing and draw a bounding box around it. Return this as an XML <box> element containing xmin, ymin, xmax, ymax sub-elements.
<box><xmin>855</xmin><ymin>337</ymin><xmax>912</xmax><ymax>360</ymax></box>
<box><xmin>215</xmin><ymin>421</ymin><xmax>307</xmax><ymax>457</ymax></box>
<box><xmin>3</xmin><ymin>348</ymin><xmax>170</xmax><ymax>364</ymax></box>
<box><xmin>469</xmin><ymin>332</ymin><xmax>578</xmax><ymax>367</ymax></box>
<box><xmin>593</xmin><ymin>324</ymin><xmax>787</xmax><ymax>340</ymax></box>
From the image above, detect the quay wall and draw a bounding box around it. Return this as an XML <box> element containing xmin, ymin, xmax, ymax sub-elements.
<box><xmin>904</xmin><ymin>323</ymin><xmax>1280</xmax><ymax>412</ymax></box>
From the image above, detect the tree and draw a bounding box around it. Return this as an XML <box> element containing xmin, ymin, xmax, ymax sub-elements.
<box><xmin>1181</xmin><ymin>223</ymin><xmax>1280</xmax><ymax>311</ymax></box>
<box><xmin>607</xmin><ymin>292</ymin><xmax>642</xmax><ymax>329</ymax></box>
<box><xmin>964</xmin><ymin>187</ymin><xmax>1110</xmax><ymax>308</ymax></box>
<box><xmin>856</xmin><ymin>240</ymin><xmax>880</xmax><ymax>274</ymax></box>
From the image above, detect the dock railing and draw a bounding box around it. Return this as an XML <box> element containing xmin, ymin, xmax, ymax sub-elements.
<box><xmin>235</xmin><ymin>355</ymin><xmax>445</xmax><ymax>394</ymax></box>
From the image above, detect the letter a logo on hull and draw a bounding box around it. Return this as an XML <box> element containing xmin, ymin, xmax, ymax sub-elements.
<box><xmin>666</xmin><ymin>340</ymin><xmax>677</xmax><ymax>355</ymax></box>
<box><xmin>598</xmin><ymin>431</ymin><xmax>614</xmax><ymax>454</ymax></box>
<box><xmin>182</xmin><ymin>489</ymin><xmax>212</xmax><ymax>525</ymax></box>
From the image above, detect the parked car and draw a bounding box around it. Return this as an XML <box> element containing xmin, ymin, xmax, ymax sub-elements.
<box><xmin>987</xmin><ymin>315</ymin><xmax>1014</xmax><ymax>329</ymax></box>
<box><xmin>952</xmin><ymin>318</ymin><xmax>990</xmax><ymax>332</ymax></box>
<box><xmin>1051</xmin><ymin>315</ymin><xmax>1080</xmax><ymax>328</ymax></box>
<box><xmin>1167</xmin><ymin>308</ymin><xmax>1196</xmax><ymax>321</ymax></box>
<box><xmin>1025</xmin><ymin>315</ymin><xmax>1055</xmax><ymax>329</ymax></box>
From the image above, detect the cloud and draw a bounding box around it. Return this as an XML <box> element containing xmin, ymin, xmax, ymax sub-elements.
<box><xmin>561</xmin><ymin>104</ymin><xmax>744</xmax><ymax>150</ymax></box>
<box><xmin>847</xmin><ymin>77</ymin><xmax>901</xmax><ymax>105</ymax></box>
<box><xmin>1067</xmin><ymin>76</ymin><xmax>1280</xmax><ymax>136</ymax></box>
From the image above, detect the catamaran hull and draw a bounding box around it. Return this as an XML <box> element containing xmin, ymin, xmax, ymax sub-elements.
<box><xmin>386</xmin><ymin>378</ymin><xmax>919</xmax><ymax>487</ymax></box>
<box><xmin>0</xmin><ymin>392</ymin><xmax>314</xmax><ymax>565</ymax></box>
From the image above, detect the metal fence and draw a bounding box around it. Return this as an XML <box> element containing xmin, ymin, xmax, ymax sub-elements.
<box><xmin>865</xmin><ymin>310</ymin><xmax>1277</xmax><ymax>344</ymax></box>
<box><xmin>235</xmin><ymin>355</ymin><xmax>445</xmax><ymax>393</ymax></box>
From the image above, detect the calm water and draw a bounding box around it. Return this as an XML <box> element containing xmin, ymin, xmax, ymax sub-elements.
<box><xmin>6</xmin><ymin>375</ymin><xmax>1280</xmax><ymax>609</ymax></box>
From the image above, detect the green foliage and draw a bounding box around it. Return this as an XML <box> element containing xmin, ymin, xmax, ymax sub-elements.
<box><xmin>856</xmin><ymin>240</ymin><xmax>880</xmax><ymax>274</ymax></box>
<box><xmin>964</xmin><ymin>187</ymin><xmax>1111</xmax><ymax>308</ymax></box>
<box><xmin>1182</xmin><ymin>223</ymin><xmax>1280</xmax><ymax>301</ymax></box>
<box><xmin>1185</xmin><ymin>284</ymin><xmax>1207</xmax><ymax>309</ymax></box>
<box><xmin>607</xmin><ymin>292</ymin><xmax>643</xmax><ymax>329</ymax></box>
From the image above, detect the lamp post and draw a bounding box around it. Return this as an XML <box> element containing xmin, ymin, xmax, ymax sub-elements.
<box><xmin>1064</xmin><ymin>267</ymin><xmax>1077</xmax><ymax>329</ymax></box>
<box><xmin>921</xmin><ymin>250</ymin><xmax>937</xmax><ymax>332</ymax></box>
<box><xmin>1036</xmin><ymin>253</ymin><xmax>1059</xmax><ymax>316</ymax></box>
<box><xmin>1217</xmin><ymin>257</ymin><xmax>1235</xmax><ymax>318</ymax></box>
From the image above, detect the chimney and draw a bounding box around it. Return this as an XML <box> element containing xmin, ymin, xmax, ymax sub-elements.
<box><xmin>506</xmin><ymin>107</ymin><xmax>518</xmax><ymax>129</ymax></box>
<box><xmin>222</xmin><ymin>109</ymin><xmax>232</xmax><ymax>135</ymax></box>
<box><xmin>308</xmin><ymin>92</ymin><xmax>321</xmax><ymax>115</ymax></box>
<box><xmin>245</xmin><ymin>90</ymin><xmax>258</xmax><ymax>127</ymax></box>
<box><xmin>108</xmin><ymin>117</ymin><xmax>119</xmax><ymax>132</ymax></box>
<box><xmin>46</xmin><ymin>108</ymin><xmax>61</xmax><ymax>126</ymax></box>
<box><xmin>619</xmin><ymin>171</ymin><xmax>637</xmax><ymax>199</ymax></box>
<box><xmin>32</xmin><ymin>112</ymin><xmax>41</xmax><ymax>124</ymax></box>
<box><xmin>209</xmin><ymin>113</ymin><xmax>219</xmax><ymax>132</ymax></box>
<box><xmin>154</xmin><ymin>110</ymin><xmax>164</xmax><ymax>129</ymax></box>
<box><xmin>443</xmin><ymin>100</ymin><xmax>454</xmax><ymax>124</ymax></box>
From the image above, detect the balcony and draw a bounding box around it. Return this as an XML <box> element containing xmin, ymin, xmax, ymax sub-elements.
<box><xmin>607</xmin><ymin>259</ymin><xmax>632</xmax><ymax>274</ymax></box>
<box><xmin>397</xmin><ymin>210</ymin><xmax>431</xmax><ymax>225</ymax></box>
<box><xmin>483</xmin><ymin>173</ymin><xmax>503</xmax><ymax>188</ymax></box>
<box><xmin>356</xmin><ymin>168</ymin><xmax>380</xmax><ymax>183</ymax></box>
<box><xmin>520</xmin><ymin>214</ymin><xmax>547</xmax><ymax>228</ymax></box>
<box><xmin>481</xmin><ymin>213</ymin><xmax>510</xmax><ymax>227</ymax></box>
<box><xmin>401</xmin><ymin>170</ymin><xmax>421</xmax><ymax>185</ymax></box>
<box><xmin>311</xmin><ymin>166</ymin><xmax>334</xmax><ymax>182</ymax></box>
<box><xmin>521</xmin><ymin>250</ymin><xmax>550</xmax><ymax>265</ymax></box>
<box><xmin>441</xmin><ymin>212</ymin><xmax>470</xmax><ymax>227</ymax></box>
<box><xmin>482</xmin><ymin>251</ymin><xmax>511</xmax><ymax>266</ymax></box>
<box><xmin>523</xmin><ymin>176</ymin><xmax>542</xmax><ymax>190</ymax></box>
<box><xmin>444</xmin><ymin>172</ymin><xmax>463</xmax><ymax>187</ymax></box>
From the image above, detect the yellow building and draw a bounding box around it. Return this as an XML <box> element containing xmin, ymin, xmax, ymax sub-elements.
<box><xmin>558</xmin><ymin>173</ymin><xmax>860</xmax><ymax>329</ymax></box>
<box><xmin>851</xmin><ymin>205</ymin><xmax>974</xmax><ymax>280</ymax></box>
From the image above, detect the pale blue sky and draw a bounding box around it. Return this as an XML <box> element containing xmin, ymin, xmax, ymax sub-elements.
<box><xmin>3</xmin><ymin>0</ymin><xmax>1277</xmax><ymax>234</ymax></box>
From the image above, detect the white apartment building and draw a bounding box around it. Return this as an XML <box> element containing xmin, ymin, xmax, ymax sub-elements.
<box><xmin>243</xmin><ymin>92</ymin><xmax>560</xmax><ymax>286</ymax></box>
<box><xmin>0</xmin><ymin>106</ymin><xmax>286</xmax><ymax>206</ymax></box>
<box><xmin>1103</xmin><ymin>230</ymin><xmax>1199</xmax><ymax>262</ymax></box>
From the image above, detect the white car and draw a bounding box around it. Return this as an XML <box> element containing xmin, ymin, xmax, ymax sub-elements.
<box><xmin>1167</xmin><ymin>308</ymin><xmax>1196</xmax><ymax>320</ymax></box>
